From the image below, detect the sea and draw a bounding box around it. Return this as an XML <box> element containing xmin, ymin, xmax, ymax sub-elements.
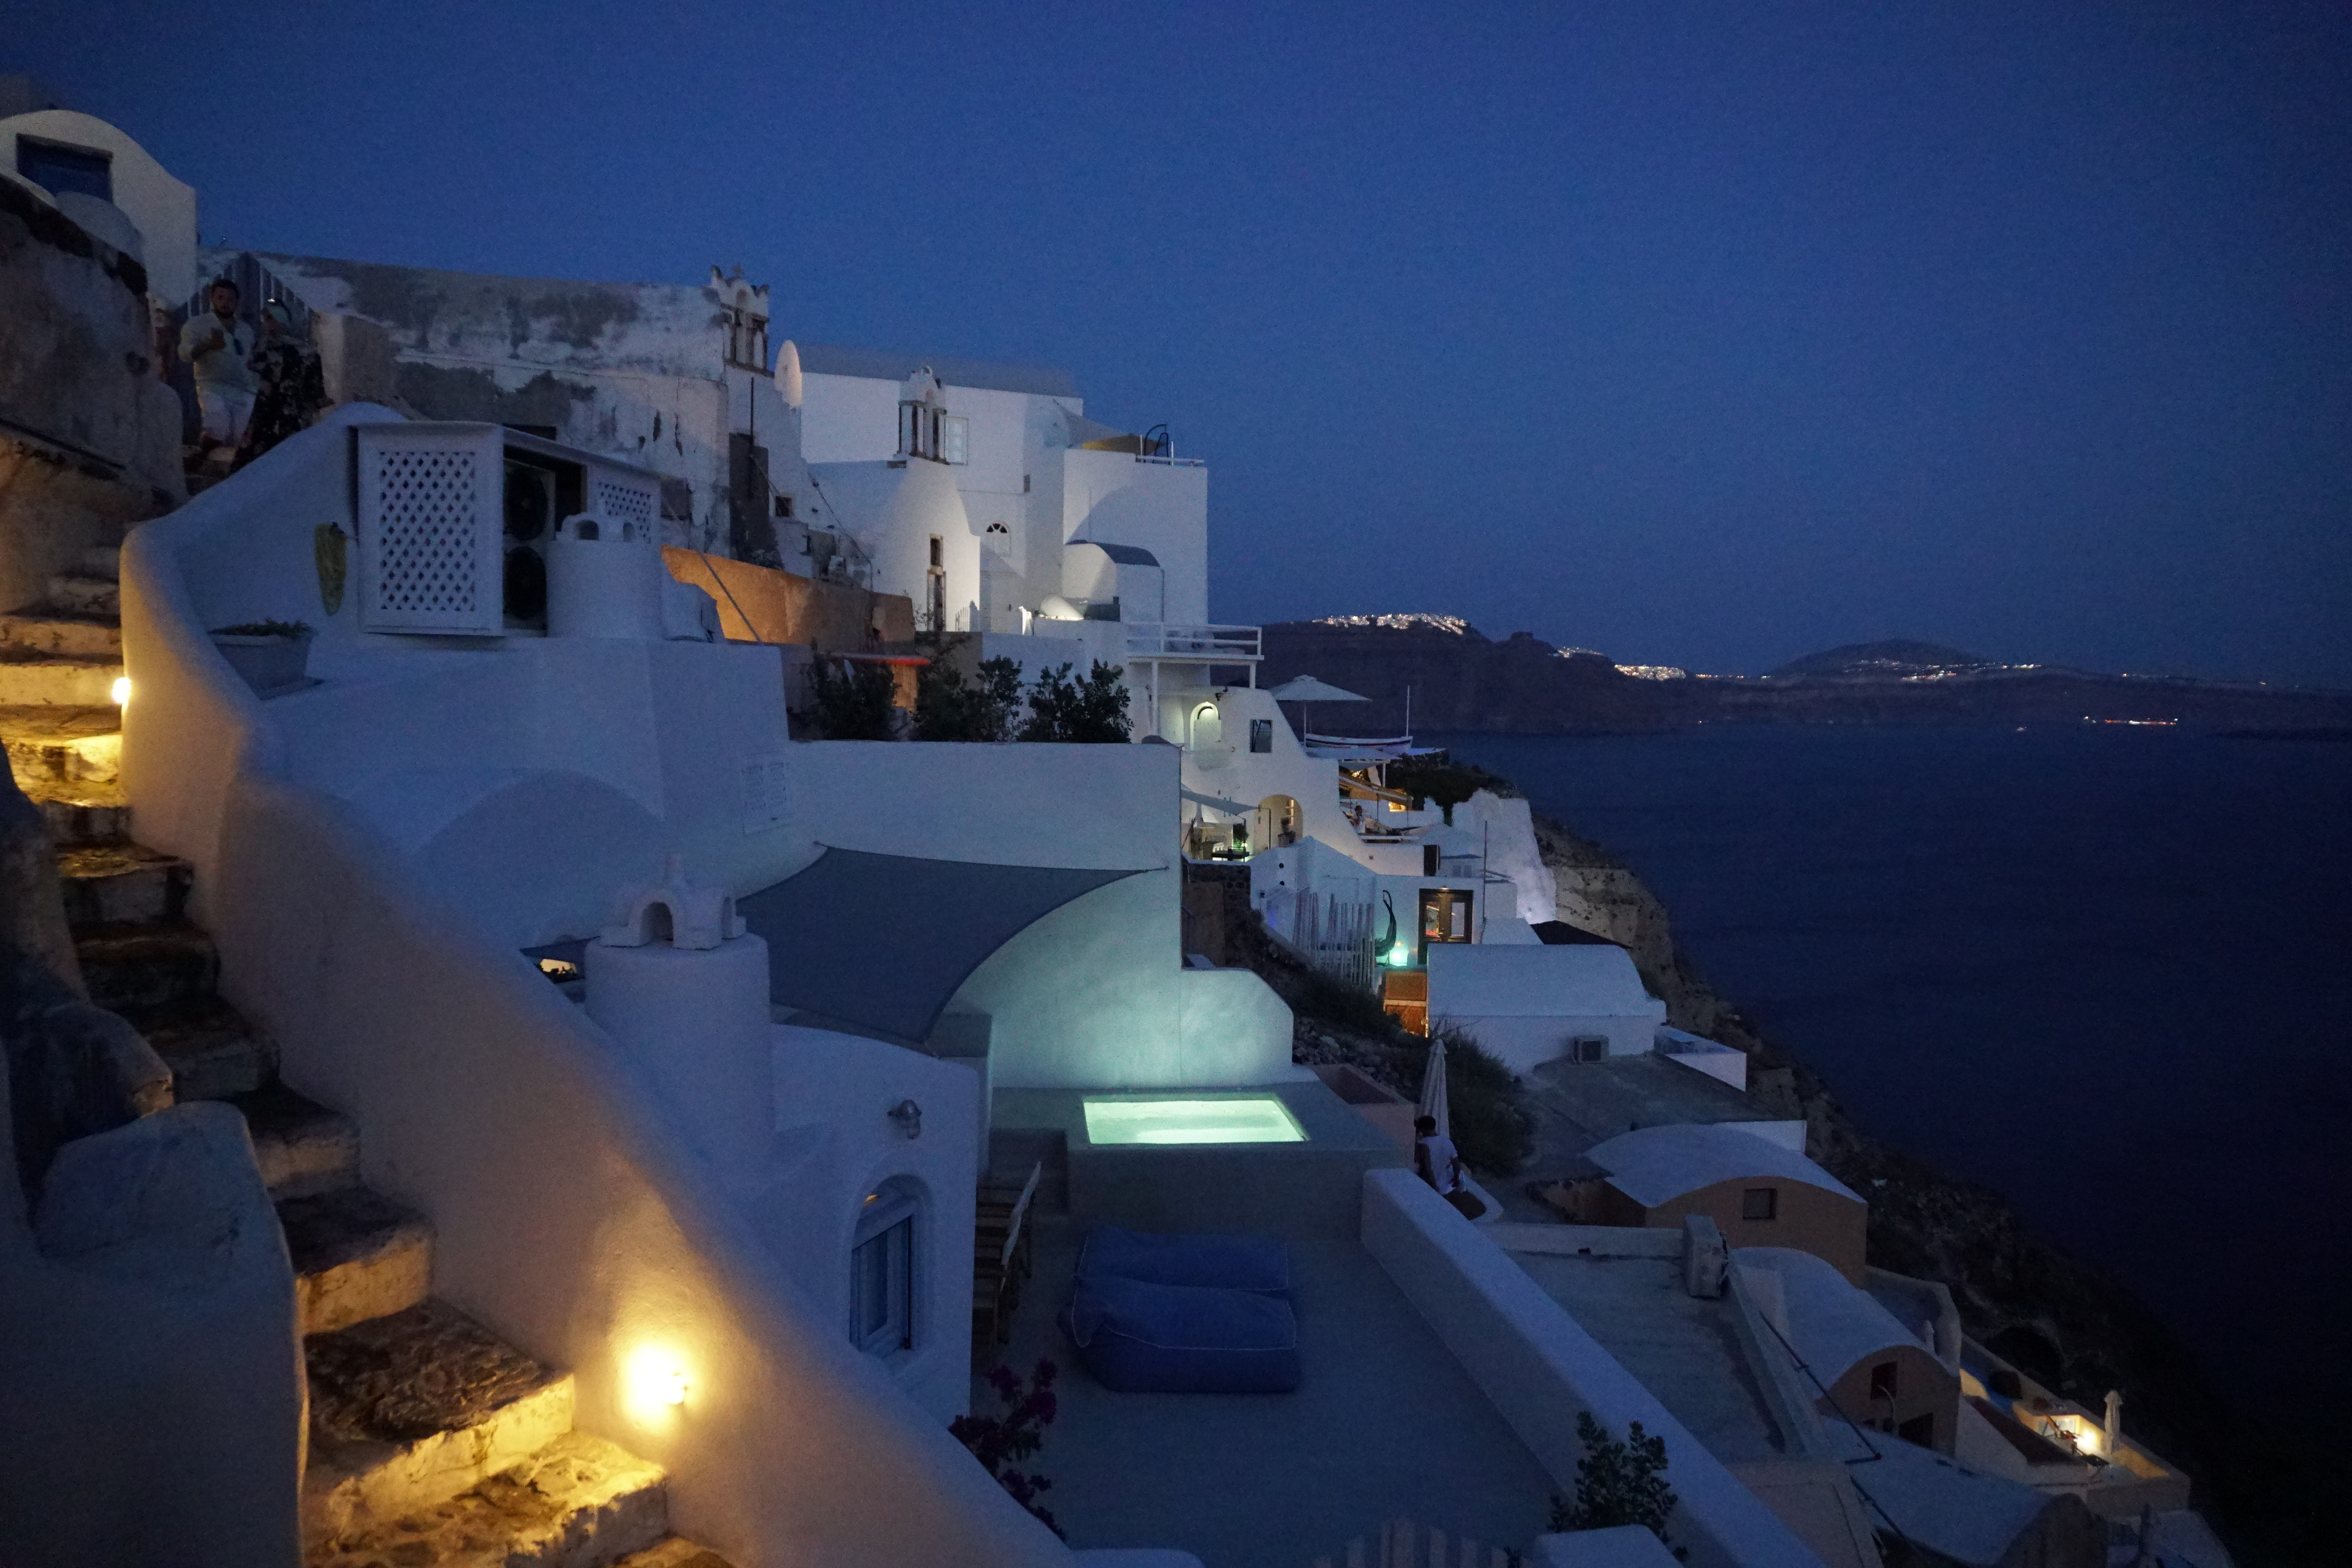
<box><xmin>1426</xmin><ymin>723</ymin><xmax>2351</xmax><ymax>1435</ymax></box>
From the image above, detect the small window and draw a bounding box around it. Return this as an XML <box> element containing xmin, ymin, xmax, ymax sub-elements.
<box><xmin>1423</xmin><ymin>844</ymin><xmax>1440</xmax><ymax>876</ymax></box>
<box><xmin>16</xmin><ymin>136</ymin><xmax>111</xmax><ymax>202</ymax></box>
<box><xmin>773</xmin><ymin>493</ymin><xmax>794</xmax><ymax>519</ymax></box>
<box><xmin>941</xmin><ymin>415</ymin><xmax>968</xmax><ymax>465</ymax></box>
<box><xmin>928</xmin><ymin>536</ymin><xmax>944</xmax><ymax>569</ymax></box>
<box><xmin>850</xmin><ymin>1189</ymin><xmax>918</xmax><ymax>1358</ymax></box>
<box><xmin>1741</xmin><ymin>1186</ymin><xmax>1778</xmax><ymax>1221</ymax></box>
<box><xmin>1248</xmin><ymin>718</ymin><xmax>1272</xmax><ymax>753</ymax></box>
<box><xmin>1870</xmin><ymin>1360</ymin><xmax>1899</xmax><ymax>1402</ymax></box>
<box><xmin>1571</xmin><ymin>1035</ymin><xmax>1607</xmax><ymax>1064</ymax></box>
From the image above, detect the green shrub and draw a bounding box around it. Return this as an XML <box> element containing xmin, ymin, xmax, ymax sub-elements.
<box><xmin>916</xmin><ymin>653</ymin><xmax>1024</xmax><ymax>741</ymax></box>
<box><xmin>1020</xmin><ymin>661</ymin><xmax>1131</xmax><ymax>743</ymax></box>
<box><xmin>1432</xmin><ymin>1021</ymin><xmax>1536</xmax><ymax>1176</ymax></box>
<box><xmin>810</xmin><ymin>652</ymin><xmax>897</xmax><ymax>740</ymax></box>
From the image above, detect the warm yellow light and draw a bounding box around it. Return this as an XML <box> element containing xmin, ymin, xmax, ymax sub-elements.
<box><xmin>111</xmin><ymin>676</ymin><xmax>131</xmax><ymax>706</ymax></box>
<box><xmin>623</xmin><ymin>1344</ymin><xmax>692</xmax><ymax>1420</ymax></box>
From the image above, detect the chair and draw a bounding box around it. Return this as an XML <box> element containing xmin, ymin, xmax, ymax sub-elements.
<box><xmin>971</xmin><ymin>1162</ymin><xmax>1041</xmax><ymax>1348</ymax></box>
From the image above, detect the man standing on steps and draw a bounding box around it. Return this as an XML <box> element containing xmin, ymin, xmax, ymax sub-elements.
<box><xmin>177</xmin><ymin>276</ymin><xmax>257</xmax><ymax>471</ymax></box>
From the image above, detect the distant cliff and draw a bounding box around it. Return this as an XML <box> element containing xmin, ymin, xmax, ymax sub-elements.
<box><xmin>1259</xmin><ymin>621</ymin><xmax>2352</xmax><ymax>734</ymax></box>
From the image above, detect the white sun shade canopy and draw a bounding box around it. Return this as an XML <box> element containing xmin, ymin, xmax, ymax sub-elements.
<box><xmin>1265</xmin><ymin>676</ymin><xmax>1368</xmax><ymax>704</ymax></box>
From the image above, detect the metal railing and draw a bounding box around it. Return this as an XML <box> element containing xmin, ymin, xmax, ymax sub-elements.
<box><xmin>1125</xmin><ymin>623</ymin><xmax>1262</xmax><ymax>660</ymax></box>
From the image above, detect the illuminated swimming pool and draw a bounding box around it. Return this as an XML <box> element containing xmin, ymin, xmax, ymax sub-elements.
<box><xmin>1081</xmin><ymin>1096</ymin><xmax>1308</xmax><ymax>1146</ymax></box>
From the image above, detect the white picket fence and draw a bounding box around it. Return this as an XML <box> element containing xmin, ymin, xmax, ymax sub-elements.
<box><xmin>1292</xmin><ymin>892</ymin><xmax>1377</xmax><ymax>995</ymax></box>
<box><xmin>1313</xmin><ymin>1516</ymin><xmax>1517</xmax><ymax>1568</ymax></box>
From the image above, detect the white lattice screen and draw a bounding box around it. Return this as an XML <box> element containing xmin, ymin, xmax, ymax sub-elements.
<box><xmin>357</xmin><ymin>427</ymin><xmax>502</xmax><ymax>634</ymax></box>
<box><xmin>589</xmin><ymin>471</ymin><xmax>659</xmax><ymax>539</ymax></box>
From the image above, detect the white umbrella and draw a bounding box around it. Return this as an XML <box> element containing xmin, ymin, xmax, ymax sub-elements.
<box><xmin>1265</xmin><ymin>674</ymin><xmax>1367</xmax><ymax>740</ymax></box>
<box><xmin>1264</xmin><ymin>675</ymin><xmax>1368</xmax><ymax>704</ymax></box>
<box><xmin>1416</xmin><ymin>1033</ymin><xmax>1450</xmax><ymax>1145</ymax></box>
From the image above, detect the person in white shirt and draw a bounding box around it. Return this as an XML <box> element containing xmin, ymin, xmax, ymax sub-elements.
<box><xmin>1415</xmin><ymin>1114</ymin><xmax>1461</xmax><ymax>1195</ymax></box>
<box><xmin>178</xmin><ymin>277</ymin><xmax>258</xmax><ymax>459</ymax></box>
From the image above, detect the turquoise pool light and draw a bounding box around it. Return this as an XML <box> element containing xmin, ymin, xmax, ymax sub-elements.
<box><xmin>1083</xmin><ymin>1096</ymin><xmax>1307</xmax><ymax>1146</ymax></box>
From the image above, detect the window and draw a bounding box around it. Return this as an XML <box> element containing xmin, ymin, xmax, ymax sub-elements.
<box><xmin>924</xmin><ymin>536</ymin><xmax>946</xmax><ymax>631</ymax></box>
<box><xmin>1249</xmin><ymin>718</ymin><xmax>1272</xmax><ymax>754</ymax></box>
<box><xmin>850</xmin><ymin>1187</ymin><xmax>919</xmax><ymax>1358</ymax></box>
<box><xmin>773</xmin><ymin>493</ymin><xmax>794</xmax><ymax>519</ymax></box>
<box><xmin>1571</xmin><ymin>1035</ymin><xmax>1607</xmax><ymax>1064</ymax></box>
<box><xmin>941</xmin><ymin>414</ymin><xmax>968</xmax><ymax>465</ymax></box>
<box><xmin>1423</xmin><ymin>844</ymin><xmax>1440</xmax><ymax>876</ymax></box>
<box><xmin>1740</xmin><ymin>1186</ymin><xmax>1778</xmax><ymax>1221</ymax></box>
<box><xmin>1869</xmin><ymin>1360</ymin><xmax>1899</xmax><ymax>1402</ymax></box>
<box><xmin>16</xmin><ymin>136</ymin><xmax>111</xmax><ymax>202</ymax></box>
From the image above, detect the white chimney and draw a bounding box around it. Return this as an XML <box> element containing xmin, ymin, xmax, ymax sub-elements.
<box><xmin>586</xmin><ymin>858</ymin><xmax>773</xmax><ymax>1182</ymax></box>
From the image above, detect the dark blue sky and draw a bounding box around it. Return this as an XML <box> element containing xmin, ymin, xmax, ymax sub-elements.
<box><xmin>19</xmin><ymin>3</ymin><xmax>2350</xmax><ymax>681</ymax></box>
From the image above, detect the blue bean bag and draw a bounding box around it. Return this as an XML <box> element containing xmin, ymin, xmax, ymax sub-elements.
<box><xmin>1060</xmin><ymin>1275</ymin><xmax>1302</xmax><ymax>1393</ymax></box>
<box><xmin>1074</xmin><ymin>1224</ymin><xmax>1294</xmax><ymax>1300</ymax></box>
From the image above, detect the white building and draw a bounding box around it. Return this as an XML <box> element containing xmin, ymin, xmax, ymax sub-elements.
<box><xmin>1</xmin><ymin>78</ymin><xmax>199</xmax><ymax>306</ymax></box>
<box><xmin>1426</xmin><ymin>944</ymin><xmax>1669</xmax><ymax>1074</ymax></box>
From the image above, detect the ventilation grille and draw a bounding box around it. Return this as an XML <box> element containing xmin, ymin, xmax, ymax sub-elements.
<box><xmin>358</xmin><ymin>433</ymin><xmax>500</xmax><ymax>634</ymax></box>
<box><xmin>591</xmin><ymin>474</ymin><xmax>658</xmax><ymax>536</ymax></box>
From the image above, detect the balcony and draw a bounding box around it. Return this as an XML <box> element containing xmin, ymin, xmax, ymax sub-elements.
<box><xmin>1124</xmin><ymin>623</ymin><xmax>1262</xmax><ymax>664</ymax></box>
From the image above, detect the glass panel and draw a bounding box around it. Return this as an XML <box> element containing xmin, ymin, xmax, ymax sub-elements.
<box><xmin>941</xmin><ymin>415</ymin><xmax>968</xmax><ymax>465</ymax></box>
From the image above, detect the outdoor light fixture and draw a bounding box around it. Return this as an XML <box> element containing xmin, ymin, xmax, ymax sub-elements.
<box><xmin>624</xmin><ymin>1345</ymin><xmax>692</xmax><ymax>1419</ymax></box>
<box><xmin>888</xmin><ymin>1099</ymin><xmax>922</xmax><ymax>1139</ymax></box>
<box><xmin>111</xmin><ymin>676</ymin><xmax>131</xmax><ymax>706</ymax></box>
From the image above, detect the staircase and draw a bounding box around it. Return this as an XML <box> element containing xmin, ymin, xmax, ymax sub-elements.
<box><xmin>9</xmin><ymin>554</ymin><xmax>734</xmax><ymax>1567</ymax></box>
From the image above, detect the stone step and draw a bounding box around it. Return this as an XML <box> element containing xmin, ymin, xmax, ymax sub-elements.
<box><xmin>0</xmin><ymin>611</ymin><xmax>122</xmax><ymax>658</ymax></box>
<box><xmin>277</xmin><ymin>1185</ymin><xmax>434</xmax><ymax>1336</ymax></box>
<box><xmin>127</xmin><ymin>995</ymin><xmax>273</xmax><ymax>1101</ymax></box>
<box><xmin>76</xmin><ymin>920</ymin><xmax>219</xmax><ymax>1014</ymax></box>
<box><xmin>46</xmin><ymin>574</ymin><xmax>119</xmax><ymax>618</ymax></box>
<box><xmin>32</xmin><ymin>780</ymin><xmax>131</xmax><ymax>845</ymax></box>
<box><xmin>615</xmin><ymin>1541</ymin><xmax>736</xmax><ymax>1568</ymax></box>
<box><xmin>2</xmin><ymin>705</ymin><xmax>121</xmax><ymax>786</ymax></box>
<box><xmin>0</xmin><ymin>654</ymin><xmax>121</xmax><ymax>707</ymax></box>
<box><xmin>57</xmin><ymin>841</ymin><xmax>190</xmax><ymax>927</ymax></box>
<box><xmin>235</xmin><ymin>1082</ymin><xmax>359</xmax><ymax>1197</ymax></box>
<box><xmin>303</xmin><ymin>1299</ymin><xmax>576</xmax><ymax>1550</ymax></box>
<box><xmin>306</xmin><ymin>1430</ymin><xmax>669</xmax><ymax>1568</ymax></box>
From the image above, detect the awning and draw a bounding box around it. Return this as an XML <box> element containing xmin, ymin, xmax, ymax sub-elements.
<box><xmin>525</xmin><ymin>846</ymin><xmax>1148</xmax><ymax>1046</ymax></box>
<box><xmin>737</xmin><ymin>847</ymin><xmax>1147</xmax><ymax>1042</ymax></box>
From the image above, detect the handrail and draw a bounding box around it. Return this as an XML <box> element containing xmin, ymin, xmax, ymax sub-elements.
<box><xmin>1124</xmin><ymin>623</ymin><xmax>1262</xmax><ymax>659</ymax></box>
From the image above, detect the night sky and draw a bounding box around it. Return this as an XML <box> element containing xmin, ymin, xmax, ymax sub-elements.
<box><xmin>18</xmin><ymin>3</ymin><xmax>2349</xmax><ymax>683</ymax></box>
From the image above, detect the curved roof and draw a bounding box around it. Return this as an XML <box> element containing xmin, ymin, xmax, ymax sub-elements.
<box><xmin>1586</xmin><ymin>1122</ymin><xmax>1860</xmax><ymax>1208</ymax></box>
<box><xmin>735</xmin><ymin>847</ymin><xmax>1147</xmax><ymax>1042</ymax></box>
<box><xmin>1073</xmin><ymin>540</ymin><xmax>1161</xmax><ymax>567</ymax></box>
<box><xmin>1736</xmin><ymin>1246</ymin><xmax>1922</xmax><ymax>1386</ymax></box>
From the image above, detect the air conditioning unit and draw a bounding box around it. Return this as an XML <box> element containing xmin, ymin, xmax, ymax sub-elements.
<box><xmin>1570</xmin><ymin>1035</ymin><xmax>1609</xmax><ymax>1064</ymax></box>
<box><xmin>355</xmin><ymin>424</ymin><xmax>662</xmax><ymax>636</ymax></box>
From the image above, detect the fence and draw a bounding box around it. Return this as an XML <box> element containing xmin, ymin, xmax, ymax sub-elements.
<box><xmin>1314</xmin><ymin>1517</ymin><xmax>1516</xmax><ymax>1568</ymax></box>
<box><xmin>1291</xmin><ymin>891</ymin><xmax>1376</xmax><ymax>996</ymax></box>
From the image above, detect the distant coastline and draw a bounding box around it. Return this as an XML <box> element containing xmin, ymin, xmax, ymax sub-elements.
<box><xmin>1259</xmin><ymin>621</ymin><xmax>2352</xmax><ymax>737</ymax></box>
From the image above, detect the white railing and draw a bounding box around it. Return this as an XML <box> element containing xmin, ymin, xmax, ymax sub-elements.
<box><xmin>1126</xmin><ymin>623</ymin><xmax>1262</xmax><ymax>661</ymax></box>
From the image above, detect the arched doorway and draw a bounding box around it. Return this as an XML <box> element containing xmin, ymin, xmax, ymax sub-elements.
<box><xmin>1254</xmin><ymin>794</ymin><xmax>1301</xmax><ymax>850</ymax></box>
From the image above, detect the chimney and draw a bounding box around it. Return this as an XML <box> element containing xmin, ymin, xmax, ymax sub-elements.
<box><xmin>2104</xmin><ymin>1389</ymin><xmax>2124</xmax><ymax>1455</ymax></box>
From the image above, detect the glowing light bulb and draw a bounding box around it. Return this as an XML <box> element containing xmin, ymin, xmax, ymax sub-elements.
<box><xmin>111</xmin><ymin>676</ymin><xmax>131</xmax><ymax>706</ymax></box>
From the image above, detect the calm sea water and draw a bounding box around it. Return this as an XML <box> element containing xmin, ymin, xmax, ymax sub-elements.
<box><xmin>1429</xmin><ymin>724</ymin><xmax>2352</xmax><ymax>1427</ymax></box>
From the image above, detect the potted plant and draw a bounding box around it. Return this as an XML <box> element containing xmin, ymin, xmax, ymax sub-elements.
<box><xmin>209</xmin><ymin>620</ymin><xmax>314</xmax><ymax>694</ymax></box>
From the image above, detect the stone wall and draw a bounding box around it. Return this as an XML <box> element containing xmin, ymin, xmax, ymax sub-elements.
<box><xmin>0</xmin><ymin>178</ymin><xmax>183</xmax><ymax>613</ymax></box>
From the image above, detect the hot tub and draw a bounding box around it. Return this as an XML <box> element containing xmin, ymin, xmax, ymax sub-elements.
<box><xmin>1081</xmin><ymin>1096</ymin><xmax>1308</xmax><ymax>1146</ymax></box>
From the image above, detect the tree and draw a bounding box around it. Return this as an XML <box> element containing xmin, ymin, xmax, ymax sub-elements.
<box><xmin>915</xmin><ymin>653</ymin><xmax>1025</xmax><ymax>742</ymax></box>
<box><xmin>1550</xmin><ymin>1411</ymin><xmax>1684</xmax><ymax>1554</ymax></box>
<box><xmin>1019</xmin><ymin>660</ymin><xmax>1132</xmax><ymax>743</ymax></box>
<box><xmin>808</xmin><ymin>651</ymin><xmax>897</xmax><ymax>740</ymax></box>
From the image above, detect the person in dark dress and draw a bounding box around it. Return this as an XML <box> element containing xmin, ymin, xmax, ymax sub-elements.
<box><xmin>236</xmin><ymin>301</ymin><xmax>326</xmax><ymax>468</ymax></box>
